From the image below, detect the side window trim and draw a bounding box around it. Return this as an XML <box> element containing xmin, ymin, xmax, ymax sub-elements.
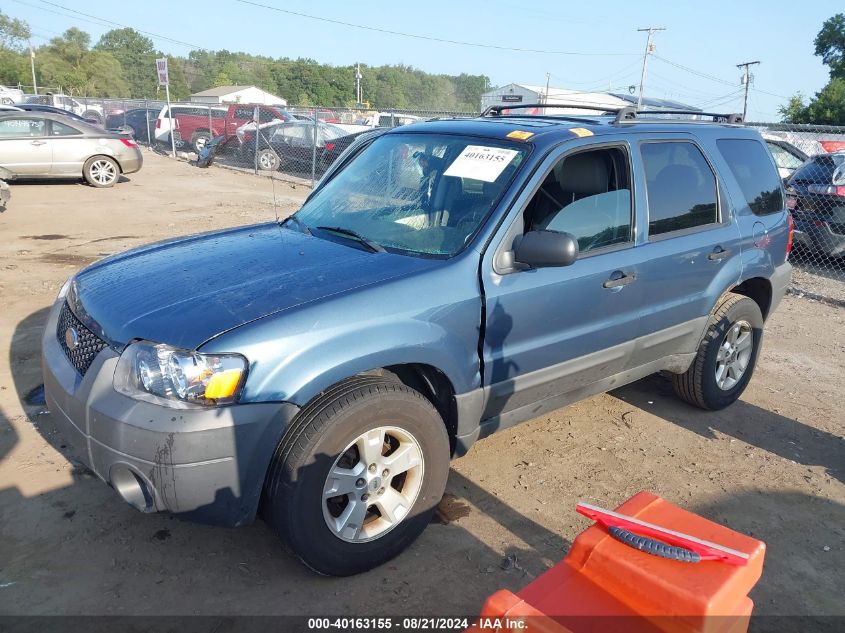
<box><xmin>492</xmin><ymin>139</ymin><xmax>637</xmax><ymax>275</ymax></box>
<box><xmin>638</xmin><ymin>138</ymin><xmax>727</xmax><ymax>242</ymax></box>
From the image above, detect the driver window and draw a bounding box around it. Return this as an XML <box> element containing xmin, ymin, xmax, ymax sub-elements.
<box><xmin>523</xmin><ymin>146</ymin><xmax>633</xmax><ymax>253</ymax></box>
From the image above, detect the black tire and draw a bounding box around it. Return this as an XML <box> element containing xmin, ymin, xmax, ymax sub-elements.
<box><xmin>263</xmin><ymin>377</ymin><xmax>450</xmax><ymax>576</ymax></box>
<box><xmin>82</xmin><ymin>155</ymin><xmax>119</xmax><ymax>188</ymax></box>
<box><xmin>257</xmin><ymin>147</ymin><xmax>280</xmax><ymax>171</ymax></box>
<box><xmin>672</xmin><ymin>294</ymin><xmax>764</xmax><ymax>410</ymax></box>
<box><xmin>192</xmin><ymin>130</ymin><xmax>211</xmax><ymax>153</ymax></box>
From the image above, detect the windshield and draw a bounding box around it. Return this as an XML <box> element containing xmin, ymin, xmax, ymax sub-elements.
<box><xmin>295</xmin><ymin>133</ymin><xmax>527</xmax><ymax>256</ymax></box>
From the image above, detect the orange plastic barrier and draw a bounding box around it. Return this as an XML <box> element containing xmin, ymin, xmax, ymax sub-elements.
<box><xmin>467</xmin><ymin>492</ymin><xmax>765</xmax><ymax>633</ymax></box>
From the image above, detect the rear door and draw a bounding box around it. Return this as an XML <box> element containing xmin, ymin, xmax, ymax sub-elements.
<box><xmin>0</xmin><ymin>117</ymin><xmax>51</xmax><ymax>175</ymax></box>
<box><xmin>631</xmin><ymin>136</ymin><xmax>743</xmax><ymax>366</ymax></box>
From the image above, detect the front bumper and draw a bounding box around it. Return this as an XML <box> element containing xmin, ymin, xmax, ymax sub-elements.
<box><xmin>42</xmin><ymin>298</ymin><xmax>299</xmax><ymax>526</ymax></box>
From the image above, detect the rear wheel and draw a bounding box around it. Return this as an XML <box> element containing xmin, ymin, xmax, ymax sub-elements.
<box><xmin>257</xmin><ymin>148</ymin><xmax>280</xmax><ymax>171</ymax></box>
<box><xmin>192</xmin><ymin>131</ymin><xmax>212</xmax><ymax>153</ymax></box>
<box><xmin>263</xmin><ymin>377</ymin><xmax>450</xmax><ymax>576</ymax></box>
<box><xmin>83</xmin><ymin>156</ymin><xmax>119</xmax><ymax>188</ymax></box>
<box><xmin>672</xmin><ymin>294</ymin><xmax>763</xmax><ymax>410</ymax></box>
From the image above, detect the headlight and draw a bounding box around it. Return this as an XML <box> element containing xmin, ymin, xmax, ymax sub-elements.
<box><xmin>114</xmin><ymin>340</ymin><xmax>247</xmax><ymax>408</ymax></box>
<box><xmin>57</xmin><ymin>275</ymin><xmax>74</xmax><ymax>300</ymax></box>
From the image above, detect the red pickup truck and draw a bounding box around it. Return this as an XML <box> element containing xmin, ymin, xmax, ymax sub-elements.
<box><xmin>155</xmin><ymin>103</ymin><xmax>293</xmax><ymax>152</ymax></box>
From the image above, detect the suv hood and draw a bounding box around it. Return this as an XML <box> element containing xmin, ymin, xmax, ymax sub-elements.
<box><xmin>71</xmin><ymin>223</ymin><xmax>439</xmax><ymax>349</ymax></box>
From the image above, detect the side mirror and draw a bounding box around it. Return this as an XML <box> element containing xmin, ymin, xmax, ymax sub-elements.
<box><xmin>514</xmin><ymin>230</ymin><xmax>579</xmax><ymax>268</ymax></box>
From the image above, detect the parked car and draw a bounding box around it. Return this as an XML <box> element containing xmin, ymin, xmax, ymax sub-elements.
<box><xmin>42</xmin><ymin>107</ymin><xmax>791</xmax><ymax>576</ymax></box>
<box><xmin>17</xmin><ymin>103</ymin><xmax>101</xmax><ymax>125</ymax></box>
<box><xmin>106</xmin><ymin>107</ymin><xmax>159</xmax><ymax>143</ymax></box>
<box><xmin>762</xmin><ymin>135</ymin><xmax>807</xmax><ymax>179</ymax></box>
<box><xmin>318</xmin><ymin>128</ymin><xmax>387</xmax><ymax>171</ymax></box>
<box><xmin>0</xmin><ymin>112</ymin><xmax>142</xmax><ymax>187</ymax></box>
<box><xmin>24</xmin><ymin>94</ymin><xmax>104</xmax><ymax>124</ymax></box>
<box><xmin>155</xmin><ymin>103</ymin><xmax>292</xmax><ymax>153</ymax></box>
<box><xmin>0</xmin><ymin>85</ymin><xmax>24</xmax><ymax>105</ymax></box>
<box><xmin>245</xmin><ymin>120</ymin><xmax>346</xmax><ymax>171</ymax></box>
<box><xmin>785</xmin><ymin>152</ymin><xmax>845</xmax><ymax>259</ymax></box>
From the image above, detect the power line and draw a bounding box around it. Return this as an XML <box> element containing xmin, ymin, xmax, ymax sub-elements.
<box><xmin>653</xmin><ymin>54</ymin><xmax>792</xmax><ymax>101</ymax></box>
<box><xmin>235</xmin><ymin>0</ymin><xmax>640</xmax><ymax>57</ymax></box>
<box><xmin>29</xmin><ymin>0</ymin><xmax>205</xmax><ymax>50</ymax></box>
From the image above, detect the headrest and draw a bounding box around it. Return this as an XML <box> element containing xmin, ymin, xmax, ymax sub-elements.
<box><xmin>556</xmin><ymin>152</ymin><xmax>610</xmax><ymax>196</ymax></box>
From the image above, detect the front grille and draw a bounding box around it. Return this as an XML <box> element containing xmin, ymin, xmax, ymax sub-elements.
<box><xmin>57</xmin><ymin>301</ymin><xmax>108</xmax><ymax>376</ymax></box>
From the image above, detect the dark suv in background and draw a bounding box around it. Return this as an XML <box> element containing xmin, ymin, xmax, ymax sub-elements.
<box><xmin>786</xmin><ymin>152</ymin><xmax>845</xmax><ymax>260</ymax></box>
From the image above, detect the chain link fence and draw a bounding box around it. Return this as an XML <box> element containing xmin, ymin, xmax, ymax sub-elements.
<box><xmin>6</xmin><ymin>93</ymin><xmax>845</xmax><ymax>302</ymax></box>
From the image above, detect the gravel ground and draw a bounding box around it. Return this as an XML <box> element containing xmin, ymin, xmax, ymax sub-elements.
<box><xmin>0</xmin><ymin>152</ymin><xmax>842</xmax><ymax>618</ymax></box>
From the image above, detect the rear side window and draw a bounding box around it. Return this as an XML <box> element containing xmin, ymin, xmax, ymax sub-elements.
<box><xmin>641</xmin><ymin>142</ymin><xmax>719</xmax><ymax>236</ymax></box>
<box><xmin>50</xmin><ymin>121</ymin><xmax>82</xmax><ymax>136</ymax></box>
<box><xmin>717</xmin><ymin>139</ymin><xmax>783</xmax><ymax>215</ymax></box>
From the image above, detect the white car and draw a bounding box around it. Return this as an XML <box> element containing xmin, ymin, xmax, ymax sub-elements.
<box><xmin>23</xmin><ymin>94</ymin><xmax>104</xmax><ymax>124</ymax></box>
<box><xmin>0</xmin><ymin>86</ymin><xmax>24</xmax><ymax>105</ymax></box>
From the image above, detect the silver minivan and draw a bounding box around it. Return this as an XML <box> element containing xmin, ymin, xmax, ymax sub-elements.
<box><xmin>0</xmin><ymin>112</ymin><xmax>143</xmax><ymax>187</ymax></box>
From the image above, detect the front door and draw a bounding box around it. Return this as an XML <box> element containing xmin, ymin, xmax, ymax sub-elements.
<box><xmin>480</xmin><ymin>139</ymin><xmax>653</xmax><ymax>422</ymax></box>
<box><xmin>0</xmin><ymin>117</ymin><xmax>51</xmax><ymax>175</ymax></box>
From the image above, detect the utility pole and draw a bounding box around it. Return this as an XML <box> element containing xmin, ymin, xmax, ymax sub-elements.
<box><xmin>355</xmin><ymin>63</ymin><xmax>362</xmax><ymax>106</ymax></box>
<box><xmin>636</xmin><ymin>27</ymin><xmax>665</xmax><ymax>109</ymax></box>
<box><xmin>29</xmin><ymin>43</ymin><xmax>38</xmax><ymax>95</ymax></box>
<box><xmin>543</xmin><ymin>72</ymin><xmax>550</xmax><ymax>114</ymax></box>
<box><xmin>736</xmin><ymin>60</ymin><xmax>760</xmax><ymax>121</ymax></box>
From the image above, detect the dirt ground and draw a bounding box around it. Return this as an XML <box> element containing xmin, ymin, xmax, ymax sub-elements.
<box><xmin>0</xmin><ymin>151</ymin><xmax>842</xmax><ymax>618</ymax></box>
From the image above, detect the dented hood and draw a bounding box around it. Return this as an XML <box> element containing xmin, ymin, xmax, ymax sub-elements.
<box><xmin>71</xmin><ymin>223</ymin><xmax>438</xmax><ymax>349</ymax></box>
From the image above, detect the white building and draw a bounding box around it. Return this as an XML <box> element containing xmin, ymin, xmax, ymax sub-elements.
<box><xmin>190</xmin><ymin>85</ymin><xmax>287</xmax><ymax>106</ymax></box>
<box><xmin>481</xmin><ymin>83</ymin><xmax>629</xmax><ymax>114</ymax></box>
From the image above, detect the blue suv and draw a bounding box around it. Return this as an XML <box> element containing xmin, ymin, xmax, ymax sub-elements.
<box><xmin>42</xmin><ymin>105</ymin><xmax>792</xmax><ymax>575</ymax></box>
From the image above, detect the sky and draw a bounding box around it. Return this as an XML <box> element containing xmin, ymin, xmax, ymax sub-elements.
<box><xmin>6</xmin><ymin>0</ymin><xmax>838</xmax><ymax>120</ymax></box>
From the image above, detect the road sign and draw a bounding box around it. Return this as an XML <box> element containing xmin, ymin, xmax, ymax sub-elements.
<box><xmin>156</xmin><ymin>58</ymin><xmax>169</xmax><ymax>87</ymax></box>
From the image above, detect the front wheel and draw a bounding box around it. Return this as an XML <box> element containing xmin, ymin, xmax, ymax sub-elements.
<box><xmin>83</xmin><ymin>155</ymin><xmax>119</xmax><ymax>188</ymax></box>
<box><xmin>672</xmin><ymin>294</ymin><xmax>764</xmax><ymax>410</ymax></box>
<box><xmin>263</xmin><ymin>377</ymin><xmax>450</xmax><ymax>576</ymax></box>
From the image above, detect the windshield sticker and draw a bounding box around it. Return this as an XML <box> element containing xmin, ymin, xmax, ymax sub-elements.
<box><xmin>443</xmin><ymin>145</ymin><xmax>519</xmax><ymax>182</ymax></box>
<box><xmin>506</xmin><ymin>130</ymin><xmax>534</xmax><ymax>140</ymax></box>
<box><xmin>570</xmin><ymin>127</ymin><xmax>594</xmax><ymax>138</ymax></box>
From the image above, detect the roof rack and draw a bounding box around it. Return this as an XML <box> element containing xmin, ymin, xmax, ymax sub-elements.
<box><xmin>481</xmin><ymin>102</ymin><xmax>744</xmax><ymax>125</ymax></box>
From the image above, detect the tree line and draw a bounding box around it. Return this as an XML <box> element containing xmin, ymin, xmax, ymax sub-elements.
<box><xmin>0</xmin><ymin>13</ymin><xmax>488</xmax><ymax>111</ymax></box>
<box><xmin>780</xmin><ymin>13</ymin><xmax>845</xmax><ymax>125</ymax></box>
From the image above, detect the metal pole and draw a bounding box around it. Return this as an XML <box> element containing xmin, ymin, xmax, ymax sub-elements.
<box><xmin>30</xmin><ymin>44</ymin><xmax>38</xmax><ymax>95</ymax></box>
<box><xmin>165</xmin><ymin>82</ymin><xmax>176</xmax><ymax>158</ymax></box>
<box><xmin>253</xmin><ymin>105</ymin><xmax>260</xmax><ymax>175</ymax></box>
<box><xmin>207</xmin><ymin>105</ymin><xmax>213</xmax><ymax>151</ymax></box>
<box><xmin>144</xmin><ymin>98</ymin><xmax>151</xmax><ymax>146</ymax></box>
<box><xmin>736</xmin><ymin>61</ymin><xmax>760</xmax><ymax>121</ymax></box>
<box><xmin>311</xmin><ymin>108</ymin><xmax>317</xmax><ymax>187</ymax></box>
<box><xmin>636</xmin><ymin>27</ymin><xmax>665</xmax><ymax>110</ymax></box>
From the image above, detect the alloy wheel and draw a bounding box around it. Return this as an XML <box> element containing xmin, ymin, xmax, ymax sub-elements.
<box><xmin>715</xmin><ymin>320</ymin><xmax>753</xmax><ymax>390</ymax></box>
<box><xmin>322</xmin><ymin>426</ymin><xmax>424</xmax><ymax>543</ymax></box>
<box><xmin>90</xmin><ymin>159</ymin><xmax>117</xmax><ymax>185</ymax></box>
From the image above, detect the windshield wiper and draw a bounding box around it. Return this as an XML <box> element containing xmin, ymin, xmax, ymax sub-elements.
<box><xmin>281</xmin><ymin>214</ymin><xmax>312</xmax><ymax>235</ymax></box>
<box><xmin>315</xmin><ymin>226</ymin><xmax>386</xmax><ymax>253</ymax></box>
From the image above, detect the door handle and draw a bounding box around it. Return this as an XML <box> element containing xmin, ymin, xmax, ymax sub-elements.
<box><xmin>708</xmin><ymin>246</ymin><xmax>731</xmax><ymax>261</ymax></box>
<box><xmin>30</xmin><ymin>140</ymin><xmax>47</xmax><ymax>146</ymax></box>
<box><xmin>603</xmin><ymin>271</ymin><xmax>636</xmax><ymax>289</ymax></box>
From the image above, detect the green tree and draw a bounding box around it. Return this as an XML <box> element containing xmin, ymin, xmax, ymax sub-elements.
<box><xmin>95</xmin><ymin>28</ymin><xmax>157</xmax><ymax>97</ymax></box>
<box><xmin>814</xmin><ymin>13</ymin><xmax>845</xmax><ymax>79</ymax></box>
<box><xmin>0</xmin><ymin>10</ymin><xmax>30</xmax><ymax>50</ymax></box>
<box><xmin>36</xmin><ymin>28</ymin><xmax>128</xmax><ymax>96</ymax></box>
<box><xmin>783</xmin><ymin>14</ymin><xmax>845</xmax><ymax>124</ymax></box>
